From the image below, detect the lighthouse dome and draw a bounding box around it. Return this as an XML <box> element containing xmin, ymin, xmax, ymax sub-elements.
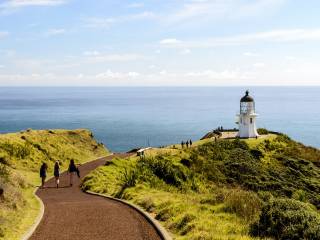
<box><xmin>240</xmin><ymin>90</ymin><xmax>254</xmax><ymax>102</ymax></box>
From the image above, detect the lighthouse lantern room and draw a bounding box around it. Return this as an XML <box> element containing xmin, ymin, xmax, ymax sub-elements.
<box><xmin>237</xmin><ymin>90</ymin><xmax>259</xmax><ymax>138</ymax></box>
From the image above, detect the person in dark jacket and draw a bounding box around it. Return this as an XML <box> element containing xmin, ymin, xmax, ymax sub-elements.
<box><xmin>40</xmin><ymin>163</ymin><xmax>48</xmax><ymax>188</ymax></box>
<box><xmin>68</xmin><ymin>159</ymin><xmax>78</xmax><ymax>186</ymax></box>
<box><xmin>54</xmin><ymin>161</ymin><xmax>60</xmax><ymax>188</ymax></box>
<box><xmin>189</xmin><ymin>139</ymin><xmax>193</xmax><ymax>147</ymax></box>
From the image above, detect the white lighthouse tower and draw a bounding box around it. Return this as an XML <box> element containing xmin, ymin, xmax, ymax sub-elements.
<box><xmin>236</xmin><ymin>90</ymin><xmax>259</xmax><ymax>138</ymax></box>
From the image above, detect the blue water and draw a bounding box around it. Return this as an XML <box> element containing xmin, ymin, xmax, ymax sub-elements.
<box><xmin>0</xmin><ymin>87</ymin><xmax>319</xmax><ymax>152</ymax></box>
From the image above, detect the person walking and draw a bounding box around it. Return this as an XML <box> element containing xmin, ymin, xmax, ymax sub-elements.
<box><xmin>181</xmin><ymin>141</ymin><xmax>184</xmax><ymax>148</ymax></box>
<box><xmin>54</xmin><ymin>161</ymin><xmax>60</xmax><ymax>188</ymax></box>
<box><xmin>186</xmin><ymin>141</ymin><xmax>189</xmax><ymax>148</ymax></box>
<box><xmin>68</xmin><ymin>159</ymin><xmax>78</xmax><ymax>186</ymax></box>
<box><xmin>40</xmin><ymin>163</ymin><xmax>48</xmax><ymax>188</ymax></box>
<box><xmin>189</xmin><ymin>139</ymin><xmax>192</xmax><ymax>147</ymax></box>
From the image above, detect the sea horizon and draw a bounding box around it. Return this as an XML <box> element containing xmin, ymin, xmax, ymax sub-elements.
<box><xmin>0</xmin><ymin>86</ymin><xmax>319</xmax><ymax>152</ymax></box>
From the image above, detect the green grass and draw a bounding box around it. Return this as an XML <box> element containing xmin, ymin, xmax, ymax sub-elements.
<box><xmin>83</xmin><ymin>161</ymin><xmax>259</xmax><ymax>239</ymax></box>
<box><xmin>243</xmin><ymin>134</ymin><xmax>277</xmax><ymax>148</ymax></box>
<box><xmin>0</xmin><ymin>170</ymin><xmax>40</xmax><ymax>240</ymax></box>
<box><xmin>0</xmin><ymin>129</ymin><xmax>109</xmax><ymax>240</ymax></box>
<box><xmin>82</xmin><ymin>133</ymin><xmax>320</xmax><ymax>239</ymax></box>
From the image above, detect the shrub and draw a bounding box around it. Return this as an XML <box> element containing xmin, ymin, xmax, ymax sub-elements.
<box><xmin>250</xmin><ymin>149</ymin><xmax>264</xmax><ymax>160</ymax></box>
<box><xmin>115</xmin><ymin>168</ymin><xmax>139</xmax><ymax>198</ymax></box>
<box><xmin>119</xmin><ymin>168</ymin><xmax>138</xmax><ymax>188</ymax></box>
<box><xmin>224</xmin><ymin>189</ymin><xmax>262</xmax><ymax>221</ymax></box>
<box><xmin>155</xmin><ymin>207</ymin><xmax>172</xmax><ymax>221</ymax></box>
<box><xmin>138</xmin><ymin>156</ymin><xmax>187</xmax><ymax>188</ymax></box>
<box><xmin>0</xmin><ymin>142</ymin><xmax>31</xmax><ymax>159</ymax></box>
<box><xmin>257</xmin><ymin>128</ymin><xmax>269</xmax><ymax>135</ymax></box>
<box><xmin>250</xmin><ymin>198</ymin><xmax>320</xmax><ymax>240</ymax></box>
<box><xmin>292</xmin><ymin>189</ymin><xmax>307</xmax><ymax>202</ymax></box>
<box><xmin>0</xmin><ymin>156</ymin><xmax>9</xmax><ymax>165</ymax></box>
<box><xmin>180</xmin><ymin>158</ymin><xmax>191</xmax><ymax>167</ymax></box>
<box><xmin>170</xmin><ymin>213</ymin><xmax>196</xmax><ymax>235</ymax></box>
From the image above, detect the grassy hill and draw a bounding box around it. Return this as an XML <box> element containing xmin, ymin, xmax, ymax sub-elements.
<box><xmin>0</xmin><ymin>129</ymin><xmax>108</xmax><ymax>239</ymax></box>
<box><xmin>82</xmin><ymin>133</ymin><xmax>320</xmax><ymax>240</ymax></box>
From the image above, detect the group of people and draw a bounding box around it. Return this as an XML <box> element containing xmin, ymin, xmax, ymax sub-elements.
<box><xmin>39</xmin><ymin>160</ymin><xmax>80</xmax><ymax>188</ymax></box>
<box><xmin>181</xmin><ymin>139</ymin><xmax>193</xmax><ymax>148</ymax></box>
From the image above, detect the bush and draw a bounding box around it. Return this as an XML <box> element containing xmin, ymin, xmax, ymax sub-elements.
<box><xmin>115</xmin><ymin>168</ymin><xmax>139</xmax><ymax>198</ymax></box>
<box><xmin>250</xmin><ymin>198</ymin><xmax>320</xmax><ymax>240</ymax></box>
<box><xmin>224</xmin><ymin>189</ymin><xmax>262</xmax><ymax>221</ymax></box>
<box><xmin>0</xmin><ymin>156</ymin><xmax>9</xmax><ymax>165</ymax></box>
<box><xmin>170</xmin><ymin>213</ymin><xmax>196</xmax><ymax>235</ymax></box>
<box><xmin>250</xmin><ymin>149</ymin><xmax>264</xmax><ymax>160</ymax></box>
<box><xmin>0</xmin><ymin>142</ymin><xmax>31</xmax><ymax>159</ymax></box>
<box><xmin>257</xmin><ymin>128</ymin><xmax>269</xmax><ymax>135</ymax></box>
<box><xmin>138</xmin><ymin>156</ymin><xmax>187</xmax><ymax>188</ymax></box>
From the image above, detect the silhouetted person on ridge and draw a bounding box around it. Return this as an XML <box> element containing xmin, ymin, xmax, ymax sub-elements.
<box><xmin>181</xmin><ymin>141</ymin><xmax>184</xmax><ymax>148</ymax></box>
<box><xmin>186</xmin><ymin>141</ymin><xmax>189</xmax><ymax>148</ymax></box>
<box><xmin>40</xmin><ymin>163</ymin><xmax>48</xmax><ymax>188</ymax></box>
<box><xmin>54</xmin><ymin>161</ymin><xmax>60</xmax><ymax>188</ymax></box>
<box><xmin>189</xmin><ymin>139</ymin><xmax>192</xmax><ymax>147</ymax></box>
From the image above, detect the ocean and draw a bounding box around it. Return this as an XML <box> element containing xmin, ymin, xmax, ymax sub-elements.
<box><xmin>0</xmin><ymin>87</ymin><xmax>319</xmax><ymax>152</ymax></box>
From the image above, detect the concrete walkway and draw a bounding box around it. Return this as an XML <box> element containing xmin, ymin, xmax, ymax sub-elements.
<box><xmin>30</xmin><ymin>154</ymin><xmax>162</xmax><ymax>240</ymax></box>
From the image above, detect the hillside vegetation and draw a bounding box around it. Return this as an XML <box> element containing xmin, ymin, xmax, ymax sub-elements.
<box><xmin>82</xmin><ymin>134</ymin><xmax>320</xmax><ymax>240</ymax></box>
<box><xmin>0</xmin><ymin>129</ymin><xmax>108</xmax><ymax>239</ymax></box>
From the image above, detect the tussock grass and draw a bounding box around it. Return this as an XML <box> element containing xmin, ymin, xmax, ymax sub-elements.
<box><xmin>83</xmin><ymin>133</ymin><xmax>320</xmax><ymax>239</ymax></box>
<box><xmin>0</xmin><ymin>129</ymin><xmax>108</xmax><ymax>240</ymax></box>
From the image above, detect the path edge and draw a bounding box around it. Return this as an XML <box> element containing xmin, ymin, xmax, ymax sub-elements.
<box><xmin>21</xmin><ymin>154</ymin><xmax>112</xmax><ymax>240</ymax></box>
<box><xmin>21</xmin><ymin>187</ymin><xmax>44</xmax><ymax>240</ymax></box>
<box><xmin>86</xmin><ymin>190</ymin><xmax>172</xmax><ymax>240</ymax></box>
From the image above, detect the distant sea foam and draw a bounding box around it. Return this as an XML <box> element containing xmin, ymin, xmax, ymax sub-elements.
<box><xmin>0</xmin><ymin>87</ymin><xmax>319</xmax><ymax>152</ymax></box>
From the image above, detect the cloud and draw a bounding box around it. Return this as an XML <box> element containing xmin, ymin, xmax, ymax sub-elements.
<box><xmin>83</xmin><ymin>50</ymin><xmax>100</xmax><ymax>56</ymax></box>
<box><xmin>127</xmin><ymin>2</ymin><xmax>144</xmax><ymax>8</ymax></box>
<box><xmin>185</xmin><ymin>70</ymin><xmax>249</xmax><ymax>80</ymax></box>
<box><xmin>253</xmin><ymin>62</ymin><xmax>266</xmax><ymax>68</ymax></box>
<box><xmin>0</xmin><ymin>31</ymin><xmax>9</xmax><ymax>38</ymax></box>
<box><xmin>160</xmin><ymin>38</ymin><xmax>181</xmax><ymax>45</ymax></box>
<box><xmin>84</xmin><ymin>17</ymin><xmax>116</xmax><ymax>29</ymax></box>
<box><xmin>159</xmin><ymin>28</ymin><xmax>320</xmax><ymax>48</ymax></box>
<box><xmin>0</xmin><ymin>0</ymin><xmax>68</xmax><ymax>14</ymax></box>
<box><xmin>2</xmin><ymin>64</ymin><xmax>320</xmax><ymax>86</ymax></box>
<box><xmin>285</xmin><ymin>56</ymin><xmax>298</xmax><ymax>61</ymax></box>
<box><xmin>45</xmin><ymin>28</ymin><xmax>66</xmax><ymax>36</ymax></box>
<box><xmin>164</xmin><ymin>0</ymin><xmax>286</xmax><ymax>24</ymax></box>
<box><xmin>180</xmin><ymin>49</ymin><xmax>191</xmax><ymax>55</ymax></box>
<box><xmin>95</xmin><ymin>70</ymin><xmax>140</xmax><ymax>79</ymax></box>
<box><xmin>1</xmin><ymin>0</ymin><xmax>67</xmax><ymax>8</ymax></box>
<box><xmin>0</xmin><ymin>49</ymin><xmax>15</xmax><ymax>57</ymax></box>
<box><xmin>85</xmin><ymin>53</ymin><xmax>146</xmax><ymax>62</ymax></box>
<box><xmin>243</xmin><ymin>52</ymin><xmax>260</xmax><ymax>57</ymax></box>
<box><xmin>84</xmin><ymin>11</ymin><xmax>155</xmax><ymax>29</ymax></box>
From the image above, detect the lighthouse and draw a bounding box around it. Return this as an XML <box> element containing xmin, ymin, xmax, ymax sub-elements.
<box><xmin>236</xmin><ymin>90</ymin><xmax>259</xmax><ymax>138</ymax></box>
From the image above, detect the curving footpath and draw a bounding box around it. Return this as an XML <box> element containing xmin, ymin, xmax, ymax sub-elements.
<box><xmin>30</xmin><ymin>154</ymin><xmax>163</xmax><ymax>240</ymax></box>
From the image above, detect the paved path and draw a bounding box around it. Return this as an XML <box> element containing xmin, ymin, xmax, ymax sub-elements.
<box><xmin>30</xmin><ymin>154</ymin><xmax>162</xmax><ymax>240</ymax></box>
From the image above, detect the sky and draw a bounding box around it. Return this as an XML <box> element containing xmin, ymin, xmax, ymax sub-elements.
<box><xmin>0</xmin><ymin>0</ymin><xmax>320</xmax><ymax>86</ymax></box>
